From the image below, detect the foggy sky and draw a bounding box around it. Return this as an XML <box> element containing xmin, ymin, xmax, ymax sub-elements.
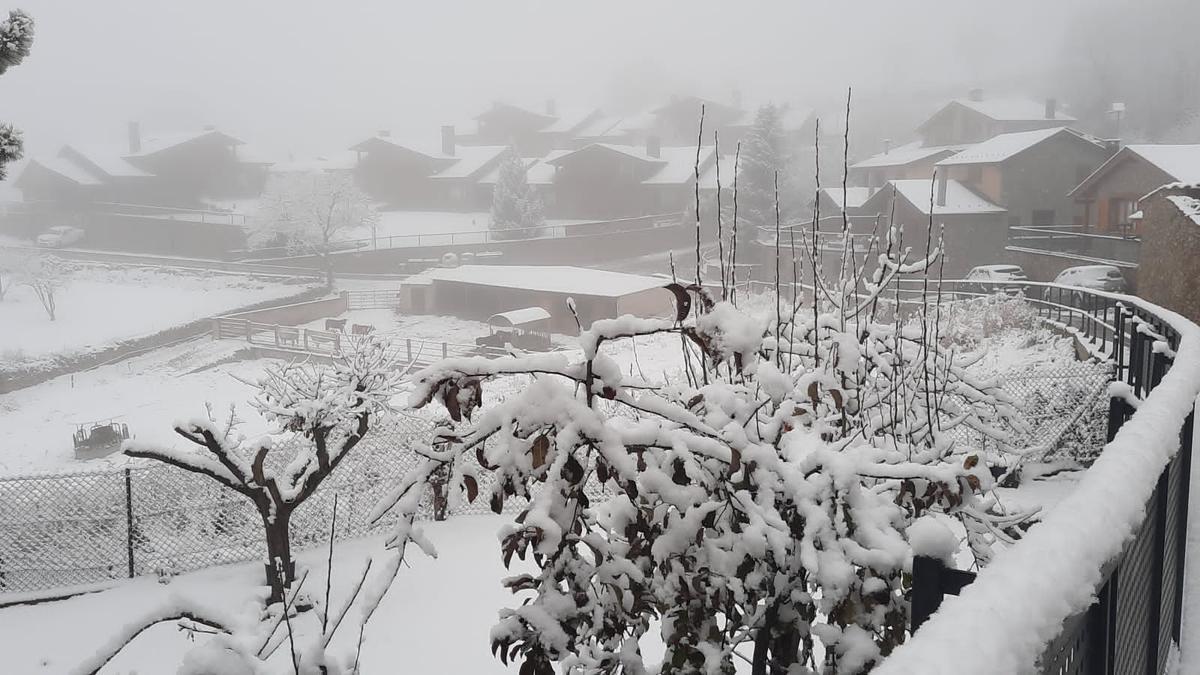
<box><xmin>1</xmin><ymin>0</ymin><xmax>1103</xmax><ymax>160</ymax></box>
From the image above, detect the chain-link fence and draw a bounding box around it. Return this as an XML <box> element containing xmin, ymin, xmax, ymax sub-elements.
<box><xmin>0</xmin><ymin>415</ymin><xmax>435</xmax><ymax>596</ymax></box>
<box><xmin>950</xmin><ymin>358</ymin><xmax>1114</xmax><ymax>464</ymax></box>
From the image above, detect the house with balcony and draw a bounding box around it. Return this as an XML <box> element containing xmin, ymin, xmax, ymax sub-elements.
<box><xmin>916</xmin><ymin>90</ymin><xmax>1075</xmax><ymax>147</ymax></box>
<box><xmin>934</xmin><ymin>126</ymin><xmax>1113</xmax><ymax>228</ymax></box>
<box><xmin>544</xmin><ymin>139</ymin><xmax>716</xmax><ymax>219</ymax></box>
<box><xmin>1069</xmin><ymin>144</ymin><xmax>1200</xmax><ymax>235</ymax></box>
<box><xmin>348</xmin><ymin>126</ymin><xmax>510</xmax><ymax>210</ymax></box>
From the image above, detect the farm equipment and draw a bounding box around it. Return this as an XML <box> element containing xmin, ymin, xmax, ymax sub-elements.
<box><xmin>72</xmin><ymin>419</ymin><xmax>131</xmax><ymax>459</ymax></box>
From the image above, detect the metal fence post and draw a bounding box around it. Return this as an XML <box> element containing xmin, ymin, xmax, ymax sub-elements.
<box><xmin>124</xmin><ymin>468</ymin><xmax>135</xmax><ymax>579</ymax></box>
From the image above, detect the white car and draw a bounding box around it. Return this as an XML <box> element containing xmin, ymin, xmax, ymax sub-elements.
<box><xmin>35</xmin><ymin>225</ymin><xmax>85</xmax><ymax>248</ymax></box>
<box><xmin>965</xmin><ymin>264</ymin><xmax>1028</xmax><ymax>295</ymax></box>
<box><xmin>1053</xmin><ymin>265</ymin><xmax>1128</xmax><ymax>294</ymax></box>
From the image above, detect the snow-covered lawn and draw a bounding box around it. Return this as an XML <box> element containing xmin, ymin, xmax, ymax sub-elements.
<box><xmin>0</xmin><ymin>516</ymin><xmax>557</xmax><ymax>674</ymax></box>
<box><xmin>0</xmin><ymin>264</ymin><xmax>314</xmax><ymax>373</ymax></box>
<box><xmin>0</xmin><ymin>338</ymin><xmax>277</xmax><ymax>475</ymax></box>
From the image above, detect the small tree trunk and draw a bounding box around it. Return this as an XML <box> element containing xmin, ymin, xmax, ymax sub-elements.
<box><xmin>262</xmin><ymin>505</ymin><xmax>295</xmax><ymax>605</ymax></box>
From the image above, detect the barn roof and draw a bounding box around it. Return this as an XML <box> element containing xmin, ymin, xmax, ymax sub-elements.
<box><xmin>424</xmin><ymin>265</ymin><xmax>666</xmax><ymax>298</ymax></box>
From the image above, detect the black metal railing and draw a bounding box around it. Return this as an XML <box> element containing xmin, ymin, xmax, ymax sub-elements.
<box><xmin>1008</xmin><ymin>225</ymin><xmax>1141</xmax><ymax>266</ymax></box>
<box><xmin>907</xmin><ymin>281</ymin><xmax>1193</xmax><ymax>675</ymax></box>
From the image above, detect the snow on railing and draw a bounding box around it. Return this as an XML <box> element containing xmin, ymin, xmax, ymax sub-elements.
<box><xmin>879</xmin><ymin>293</ymin><xmax>1200</xmax><ymax>675</ymax></box>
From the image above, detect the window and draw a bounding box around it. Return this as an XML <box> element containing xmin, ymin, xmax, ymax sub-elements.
<box><xmin>1109</xmin><ymin>198</ymin><xmax>1135</xmax><ymax>232</ymax></box>
<box><xmin>1032</xmin><ymin>210</ymin><xmax>1055</xmax><ymax>226</ymax></box>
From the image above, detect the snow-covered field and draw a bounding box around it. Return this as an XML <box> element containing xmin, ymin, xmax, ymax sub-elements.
<box><xmin>0</xmin><ymin>338</ymin><xmax>275</xmax><ymax>475</ymax></box>
<box><xmin>0</xmin><ymin>264</ymin><xmax>314</xmax><ymax>373</ymax></box>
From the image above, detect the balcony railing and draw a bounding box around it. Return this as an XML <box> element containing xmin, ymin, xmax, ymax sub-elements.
<box><xmin>1008</xmin><ymin>225</ymin><xmax>1141</xmax><ymax>266</ymax></box>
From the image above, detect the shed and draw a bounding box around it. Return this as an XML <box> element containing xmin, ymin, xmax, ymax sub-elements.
<box><xmin>479</xmin><ymin>307</ymin><xmax>553</xmax><ymax>350</ymax></box>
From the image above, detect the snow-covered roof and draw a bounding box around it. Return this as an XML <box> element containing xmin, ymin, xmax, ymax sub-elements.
<box><xmin>431</xmin><ymin>146</ymin><xmax>510</xmax><ymax>180</ymax></box>
<box><xmin>26</xmin><ymin>156</ymin><xmax>105</xmax><ymax>185</ymax></box>
<box><xmin>572</xmin><ymin>115</ymin><xmax>627</xmax><ymax>140</ymax></box>
<box><xmin>423</xmin><ymin>265</ymin><xmax>666</xmax><ymax>298</ymax></box>
<box><xmin>819</xmin><ymin>187</ymin><xmax>873</xmax><ymax>210</ymax></box>
<box><xmin>875</xmin><ymin>179</ymin><xmax>1006</xmax><ymax>216</ymax></box>
<box><xmin>1126</xmin><ymin>145</ymin><xmax>1200</xmax><ymax>185</ymax></box>
<box><xmin>1167</xmin><ymin>194</ymin><xmax>1200</xmax><ymax>226</ymax></box>
<box><xmin>127</xmin><ymin>129</ymin><xmax>244</xmax><ymax>158</ymax></box>
<box><xmin>541</xmin><ymin>107</ymin><xmax>603</xmax><ymax>134</ymax></box>
<box><xmin>697</xmin><ymin>155</ymin><xmax>738</xmax><ymax>190</ymax></box>
<box><xmin>478</xmin><ymin>153</ymin><xmax>564</xmax><ymax>186</ymax></box>
<box><xmin>64</xmin><ymin>145</ymin><xmax>154</xmax><ymax>177</ymax></box>
<box><xmin>643</xmin><ymin>146</ymin><xmax>717</xmax><ymax>185</ymax></box>
<box><xmin>850</xmin><ymin>142</ymin><xmax>963</xmax><ymax>170</ymax></box>
<box><xmin>547</xmin><ymin>143</ymin><xmax>716</xmax><ymax>186</ymax></box>
<box><xmin>950</xmin><ymin>97</ymin><xmax>1075</xmax><ymax>122</ymax></box>
<box><xmin>1071</xmin><ymin>144</ymin><xmax>1200</xmax><ymax>197</ymax></box>
<box><xmin>488</xmin><ymin>307</ymin><xmax>552</xmax><ymax>327</ymax></box>
<box><xmin>937</xmin><ymin>128</ymin><xmax>1101</xmax><ymax>166</ymax></box>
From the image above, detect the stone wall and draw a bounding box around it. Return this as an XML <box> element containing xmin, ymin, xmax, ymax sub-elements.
<box><xmin>1137</xmin><ymin>188</ymin><xmax>1200</xmax><ymax>323</ymax></box>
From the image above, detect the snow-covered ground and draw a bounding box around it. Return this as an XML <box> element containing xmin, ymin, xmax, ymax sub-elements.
<box><xmin>0</xmin><ymin>337</ymin><xmax>276</xmax><ymax>475</ymax></box>
<box><xmin>0</xmin><ymin>515</ymin><xmax>656</xmax><ymax>674</ymax></box>
<box><xmin>0</xmin><ymin>264</ymin><xmax>313</xmax><ymax>373</ymax></box>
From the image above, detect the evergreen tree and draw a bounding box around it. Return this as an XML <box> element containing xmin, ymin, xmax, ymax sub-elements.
<box><xmin>735</xmin><ymin>103</ymin><xmax>788</xmax><ymax>252</ymax></box>
<box><xmin>490</xmin><ymin>153</ymin><xmax>544</xmax><ymax>240</ymax></box>
<box><xmin>0</xmin><ymin>9</ymin><xmax>34</xmax><ymax>181</ymax></box>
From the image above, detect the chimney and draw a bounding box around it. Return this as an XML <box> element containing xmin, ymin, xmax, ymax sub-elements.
<box><xmin>646</xmin><ymin>135</ymin><xmax>661</xmax><ymax>159</ymax></box>
<box><xmin>1045</xmin><ymin>98</ymin><xmax>1058</xmax><ymax>120</ymax></box>
<box><xmin>127</xmin><ymin>121</ymin><xmax>141</xmax><ymax>154</ymax></box>
<box><xmin>883</xmin><ymin>138</ymin><xmax>892</xmax><ymax>155</ymax></box>
<box><xmin>545</xmin><ymin>98</ymin><xmax>557</xmax><ymax>117</ymax></box>
<box><xmin>441</xmin><ymin>125</ymin><xmax>456</xmax><ymax>156</ymax></box>
<box><xmin>936</xmin><ymin>174</ymin><xmax>948</xmax><ymax>207</ymax></box>
<box><xmin>1103</xmin><ymin>138</ymin><xmax>1122</xmax><ymax>154</ymax></box>
<box><xmin>967</xmin><ymin>88</ymin><xmax>984</xmax><ymax>102</ymax></box>
<box><xmin>378</xmin><ymin>129</ymin><xmax>391</xmax><ymax>138</ymax></box>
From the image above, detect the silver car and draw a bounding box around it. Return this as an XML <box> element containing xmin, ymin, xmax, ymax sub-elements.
<box><xmin>35</xmin><ymin>225</ymin><xmax>85</xmax><ymax>248</ymax></box>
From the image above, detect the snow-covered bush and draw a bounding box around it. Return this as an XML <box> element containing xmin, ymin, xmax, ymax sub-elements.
<box><xmin>379</xmin><ymin>219</ymin><xmax>1034</xmax><ymax>673</ymax></box>
<box><xmin>939</xmin><ymin>294</ymin><xmax>1039</xmax><ymax>350</ymax></box>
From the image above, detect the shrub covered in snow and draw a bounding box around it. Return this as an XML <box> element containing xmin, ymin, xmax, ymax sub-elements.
<box><xmin>381</xmin><ymin>220</ymin><xmax>1034</xmax><ymax>673</ymax></box>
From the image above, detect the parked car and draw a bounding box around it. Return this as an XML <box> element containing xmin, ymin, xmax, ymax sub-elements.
<box><xmin>35</xmin><ymin>225</ymin><xmax>85</xmax><ymax>248</ymax></box>
<box><xmin>964</xmin><ymin>264</ymin><xmax>1028</xmax><ymax>295</ymax></box>
<box><xmin>1052</xmin><ymin>265</ymin><xmax>1128</xmax><ymax>294</ymax></box>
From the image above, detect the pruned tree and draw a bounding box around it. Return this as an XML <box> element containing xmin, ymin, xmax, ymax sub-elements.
<box><xmin>489</xmin><ymin>153</ymin><xmax>544</xmax><ymax>240</ymax></box>
<box><xmin>22</xmin><ymin>252</ymin><xmax>65</xmax><ymax>320</ymax></box>
<box><xmin>0</xmin><ymin>9</ymin><xmax>34</xmax><ymax>181</ymax></box>
<box><xmin>250</xmin><ymin>172</ymin><xmax>377</xmax><ymax>287</ymax></box>
<box><xmin>124</xmin><ymin>334</ymin><xmax>404</xmax><ymax>604</ymax></box>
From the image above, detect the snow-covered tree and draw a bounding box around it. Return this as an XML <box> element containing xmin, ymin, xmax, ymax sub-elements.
<box><xmin>377</xmin><ymin>218</ymin><xmax>1033</xmax><ymax>674</ymax></box>
<box><xmin>0</xmin><ymin>9</ymin><xmax>34</xmax><ymax>181</ymax></box>
<box><xmin>125</xmin><ymin>334</ymin><xmax>404</xmax><ymax>604</ymax></box>
<box><xmin>489</xmin><ymin>154</ymin><xmax>544</xmax><ymax>240</ymax></box>
<box><xmin>250</xmin><ymin>172</ymin><xmax>377</xmax><ymax>286</ymax></box>
<box><xmin>22</xmin><ymin>252</ymin><xmax>65</xmax><ymax>320</ymax></box>
<box><xmin>735</xmin><ymin>103</ymin><xmax>788</xmax><ymax>252</ymax></box>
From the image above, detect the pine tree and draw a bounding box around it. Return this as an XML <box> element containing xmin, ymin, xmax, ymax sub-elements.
<box><xmin>735</xmin><ymin>103</ymin><xmax>788</xmax><ymax>253</ymax></box>
<box><xmin>0</xmin><ymin>9</ymin><xmax>34</xmax><ymax>181</ymax></box>
<box><xmin>490</xmin><ymin>153</ymin><xmax>544</xmax><ymax>240</ymax></box>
